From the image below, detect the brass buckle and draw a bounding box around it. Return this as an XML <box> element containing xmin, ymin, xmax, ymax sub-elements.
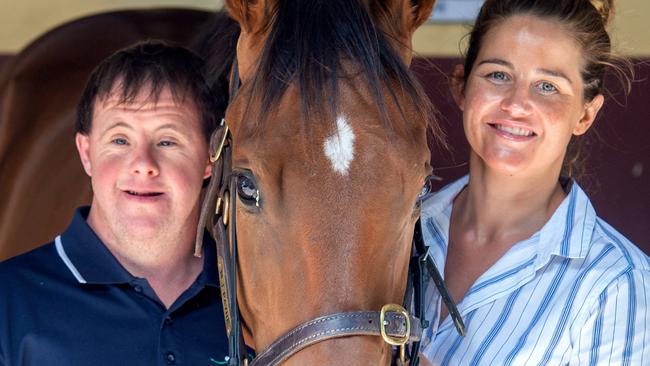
<box><xmin>216</xmin><ymin>190</ymin><xmax>231</xmax><ymax>226</ymax></box>
<box><xmin>222</xmin><ymin>191</ymin><xmax>230</xmax><ymax>226</ymax></box>
<box><xmin>210</xmin><ymin>122</ymin><xmax>230</xmax><ymax>163</ymax></box>
<box><xmin>380</xmin><ymin>304</ymin><xmax>410</xmax><ymax>364</ymax></box>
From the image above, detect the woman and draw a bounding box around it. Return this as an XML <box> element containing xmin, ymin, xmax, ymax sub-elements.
<box><xmin>419</xmin><ymin>0</ymin><xmax>649</xmax><ymax>364</ymax></box>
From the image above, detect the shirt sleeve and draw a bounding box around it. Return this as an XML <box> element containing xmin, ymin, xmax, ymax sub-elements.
<box><xmin>573</xmin><ymin>268</ymin><xmax>650</xmax><ymax>365</ymax></box>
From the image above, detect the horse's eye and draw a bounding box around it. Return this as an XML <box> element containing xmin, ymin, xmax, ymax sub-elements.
<box><xmin>236</xmin><ymin>174</ymin><xmax>260</xmax><ymax>206</ymax></box>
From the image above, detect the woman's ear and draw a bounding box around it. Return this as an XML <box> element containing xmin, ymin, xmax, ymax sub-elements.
<box><xmin>573</xmin><ymin>94</ymin><xmax>604</xmax><ymax>136</ymax></box>
<box><xmin>450</xmin><ymin>64</ymin><xmax>466</xmax><ymax>111</ymax></box>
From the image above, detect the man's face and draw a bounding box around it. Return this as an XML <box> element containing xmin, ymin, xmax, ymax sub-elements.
<box><xmin>75</xmin><ymin>85</ymin><xmax>211</xmax><ymax>249</ymax></box>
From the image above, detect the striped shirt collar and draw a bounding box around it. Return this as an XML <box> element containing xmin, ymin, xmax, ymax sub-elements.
<box><xmin>421</xmin><ymin>174</ymin><xmax>597</xmax><ymax>269</ymax></box>
<box><xmin>57</xmin><ymin>206</ymin><xmax>219</xmax><ymax>286</ymax></box>
<box><xmin>420</xmin><ymin>175</ymin><xmax>599</xmax><ymax>333</ymax></box>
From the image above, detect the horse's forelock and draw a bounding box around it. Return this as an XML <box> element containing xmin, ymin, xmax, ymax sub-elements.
<box><xmin>239</xmin><ymin>0</ymin><xmax>439</xmax><ymax>140</ymax></box>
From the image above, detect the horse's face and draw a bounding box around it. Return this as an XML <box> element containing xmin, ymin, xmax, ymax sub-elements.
<box><xmin>223</xmin><ymin>0</ymin><xmax>436</xmax><ymax>364</ymax></box>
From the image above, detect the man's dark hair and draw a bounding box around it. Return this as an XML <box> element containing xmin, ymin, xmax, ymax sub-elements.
<box><xmin>75</xmin><ymin>40</ymin><xmax>220</xmax><ymax>140</ymax></box>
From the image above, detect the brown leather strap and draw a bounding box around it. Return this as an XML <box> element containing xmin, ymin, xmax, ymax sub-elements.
<box><xmin>251</xmin><ymin>311</ymin><xmax>423</xmax><ymax>366</ymax></box>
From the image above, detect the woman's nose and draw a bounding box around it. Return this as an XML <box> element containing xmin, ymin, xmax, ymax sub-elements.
<box><xmin>500</xmin><ymin>83</ymin><xmax>533</xmax><ymax>117</ymax></box>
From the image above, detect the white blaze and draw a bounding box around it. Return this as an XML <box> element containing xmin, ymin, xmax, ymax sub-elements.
<box><xmin>324</xmin><ymin>116</ymin><xmax>355</xmax><ymax>175</ymax></box>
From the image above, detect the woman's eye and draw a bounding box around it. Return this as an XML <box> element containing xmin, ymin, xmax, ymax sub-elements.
<box><xmin>236</xmin><ymin>175</ymin><xmax>259</xmax><ymax>206</ymax></box>
<box><xmin>538</xmin><ymin>81</ymin><xmax>557</xmax><ymax>94</ymax></box>
<box><xmin>112</xmin><ymin>138</ymin><xmax>128</xmax><ymax>145</ymax></box>
<box><xmin>488</xmin><ymin>71</ymin><xmax>508</xmax><ymax>82</ymax></box>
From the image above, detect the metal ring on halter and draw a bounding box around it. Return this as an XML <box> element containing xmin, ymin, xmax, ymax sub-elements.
<box><xmin>380</xmin><ymin>304</ymin><xmax>410</xmax><ymax>364</ymax></box>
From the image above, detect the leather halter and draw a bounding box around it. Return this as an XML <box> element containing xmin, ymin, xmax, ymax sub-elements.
<box><xmin>195</xmin><ymin>59</ymin><xmax>465</xmax><ymax>365</ymax></box>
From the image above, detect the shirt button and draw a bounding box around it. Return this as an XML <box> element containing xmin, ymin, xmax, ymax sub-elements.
<box><xmin>133</xmin><ymin>285</ymin><xmax>143</xmax><ymax>293</ymax></box>
<box><xmin>165</xmin><ymin>352</ymin><xmax>176</xmax><ymax>364</ymax></box>
<box><xmin>164</xmin><ymin>316</ymin><xmax>173</xmax><ymax>325</ymax></box>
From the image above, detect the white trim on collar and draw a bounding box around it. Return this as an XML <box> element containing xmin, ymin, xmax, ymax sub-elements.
<box><xmin>55</xmin><ymin>235</ymin><xmax>87</xmax><ymax>284</ymax></box>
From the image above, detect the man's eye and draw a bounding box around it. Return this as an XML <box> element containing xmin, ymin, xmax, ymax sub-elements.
<box><xmin>158</xmin><ymin>140</ymin><xmax>176</xmax><ymax>147</ymax></box>
<box><xmin>112</xmin><ymin>138</ymin><xmax>128</xmax><ymax>145</ymax></box>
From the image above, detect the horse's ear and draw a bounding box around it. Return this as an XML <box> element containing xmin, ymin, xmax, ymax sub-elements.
<box><xmin>370</xmin><ymin>0</ymin><xmax>435</xmax><ymax>36</ymax></box>
<box><xmin>409</xmin><ymin>0</ymin><xmax>436</xmax><ymax>31</ymax></box>
<box><xmin>224</xmin><ymin>0</ymin><xmax>279</xmax><ymax>81</ymax></box>
<box><xmin>224</xmin><ymin>0</ymin><xmax>272</xmax><ymax>34</ymax></box>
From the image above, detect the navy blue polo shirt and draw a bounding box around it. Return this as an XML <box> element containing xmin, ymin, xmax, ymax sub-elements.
<box><xmin>0</xmin><ymin>207</ymin><xmax>228</xmax><ymax>366</ymax></box>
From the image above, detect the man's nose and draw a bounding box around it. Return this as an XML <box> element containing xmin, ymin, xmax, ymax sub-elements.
<box><xmin>130</xmin><ymin>145</ymin><xmax>160</xmax><ymax>176</ymax></box>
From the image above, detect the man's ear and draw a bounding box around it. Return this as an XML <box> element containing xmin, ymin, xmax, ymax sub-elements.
<box><xmin>573</xmin><ymin>94</ymin><xmax>604</xmax><ymax>136</ymax></box>
<box><xmin>75</xmin><ymin>133</ymin><xmax>92</xmax><ymax>177</ymax></box>
<box><xmin>450</xmin><ymin>64</ymin><xmax>466</xmax><ymax>111</ymax></box>
<box><xmin>203</xmin><ymin>159</ymin><xmax>212</xmax><ymax>180</ymax></box>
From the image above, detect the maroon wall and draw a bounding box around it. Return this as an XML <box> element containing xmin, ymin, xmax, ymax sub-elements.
<box><xmin>0</xmin><ymin>55</ymin><xmax>11</xmax><ymax>72</ymax></box>
<box><xmin>413</xmin><ymin>58</ymin><xmax>650</xmax><ymax>252</ymax></box>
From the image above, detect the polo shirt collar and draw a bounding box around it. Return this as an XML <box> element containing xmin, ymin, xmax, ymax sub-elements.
<box><xmin>58</xmin><ymin>207</ymin><xmax>219</xmax><ymax>287</ymax></box>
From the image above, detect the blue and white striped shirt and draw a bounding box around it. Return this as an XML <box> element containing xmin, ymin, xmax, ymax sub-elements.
<box><xmin>419</xmin><ymin>176</ymin><xmax>650</xmax><ymax>365</ymax></box>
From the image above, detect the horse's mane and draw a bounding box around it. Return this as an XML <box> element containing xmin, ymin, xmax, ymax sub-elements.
<box><xmin>191</xmin><ymin>11</ymin><xmax>241</xmax><ymax>121</ymax></box>
<box><xmin>247</xmin><ymin>0</ymin><xmax>440</xmax><ymax>137</ymax></box>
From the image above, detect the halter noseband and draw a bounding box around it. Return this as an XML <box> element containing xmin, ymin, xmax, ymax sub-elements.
<box><xmin>194</xmin><ymin>59</ymin><xmax>465</xmax><ymax>366</ymax></box>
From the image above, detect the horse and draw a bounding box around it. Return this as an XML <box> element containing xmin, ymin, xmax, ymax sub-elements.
<box><xmin>0</xmin><ymin>9</ymin><xmax>238</xmax><ymax>260</ymax></box>
<box><xmin>196</xmin><ymin>0</ymin><xmax>453</xmax><ymax>364</ymax></box>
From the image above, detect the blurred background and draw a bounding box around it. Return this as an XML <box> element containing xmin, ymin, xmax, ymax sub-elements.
<box><xmin>0</xmin><ymin>0</ymin><xmax>648</xmax><ymax>259</ymax></box>
<box><xmin>1</xmin><ymin>0</ymin><xmax>649</xmax><ymax>56</ymax></box>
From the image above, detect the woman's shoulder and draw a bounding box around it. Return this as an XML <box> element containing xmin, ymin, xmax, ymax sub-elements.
<box><xmin>590</xmin><ymin>217</ymin><xmax>650</xmax><ymax>273</ymax></box>
<box><xmin>563</xmin><ymin>213</ymin><xmax>650</xmax><ymax>330</ymax></box>
<box><xmin>573</xmin><ymin>214</ymin><xmax>650</xmax><ymax>315</ymax></box>
<box><xmin>559</xmin><ymin>180</ymin><xmax>648</xmax><ymax>274</ymax></box>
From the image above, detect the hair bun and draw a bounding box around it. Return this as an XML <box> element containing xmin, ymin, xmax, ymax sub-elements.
<box><xmin>589</xmin><ymin>0</ymin><xmax>614</xmax><ymax>27</ymax></box>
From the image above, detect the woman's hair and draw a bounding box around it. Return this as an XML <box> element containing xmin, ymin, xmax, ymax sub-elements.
<box><xmin>459</xmin><ymin>0</ymin><xmax>633</xmax><ymax>178</ymax></box>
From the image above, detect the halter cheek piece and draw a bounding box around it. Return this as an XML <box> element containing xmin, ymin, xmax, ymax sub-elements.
<box><xmin>194</xmin><ymin>59</ymin><xmax>465</xmax><ymax>366</ymax></box>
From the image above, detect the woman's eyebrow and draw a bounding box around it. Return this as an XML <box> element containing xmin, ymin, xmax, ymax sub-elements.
<box><xmin>477</xmin><ymin>58</ymin><xmax>512</xmax><ymax>68</ymax></box>
<box><xmin>537</xmin><ymin>68</ymin><xmax>573</xmax><ymax>85</ymax></box>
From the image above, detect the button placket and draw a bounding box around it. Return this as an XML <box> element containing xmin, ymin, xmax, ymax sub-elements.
<box><xmin>165</xmin><ymin>351</ymin><xmax>176</xmax><ymax>364</ymax></box>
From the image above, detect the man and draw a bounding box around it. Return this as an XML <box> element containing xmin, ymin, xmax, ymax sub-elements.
<box><xmin>0</xmin><ymin>41</ymin><xmax>229</xmax><ymax>365</ymax></box>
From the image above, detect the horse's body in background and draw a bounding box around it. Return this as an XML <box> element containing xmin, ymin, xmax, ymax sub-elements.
<box><xmin>210</xmin><ymin>0</ymin><xmax>441</xmax><ymax>364</ymax></box>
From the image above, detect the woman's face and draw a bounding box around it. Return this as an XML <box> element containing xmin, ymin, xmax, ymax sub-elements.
<box><xmin>456</xmin><ymin>15</ymin><xmax>603</xmax><ymax>177</ymax></box>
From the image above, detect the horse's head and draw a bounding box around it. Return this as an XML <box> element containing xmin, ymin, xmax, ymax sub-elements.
<box><xmin>217</xmin><ymin>0</ymin><xmax>438</xmax><ymax>364</ymax></box>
